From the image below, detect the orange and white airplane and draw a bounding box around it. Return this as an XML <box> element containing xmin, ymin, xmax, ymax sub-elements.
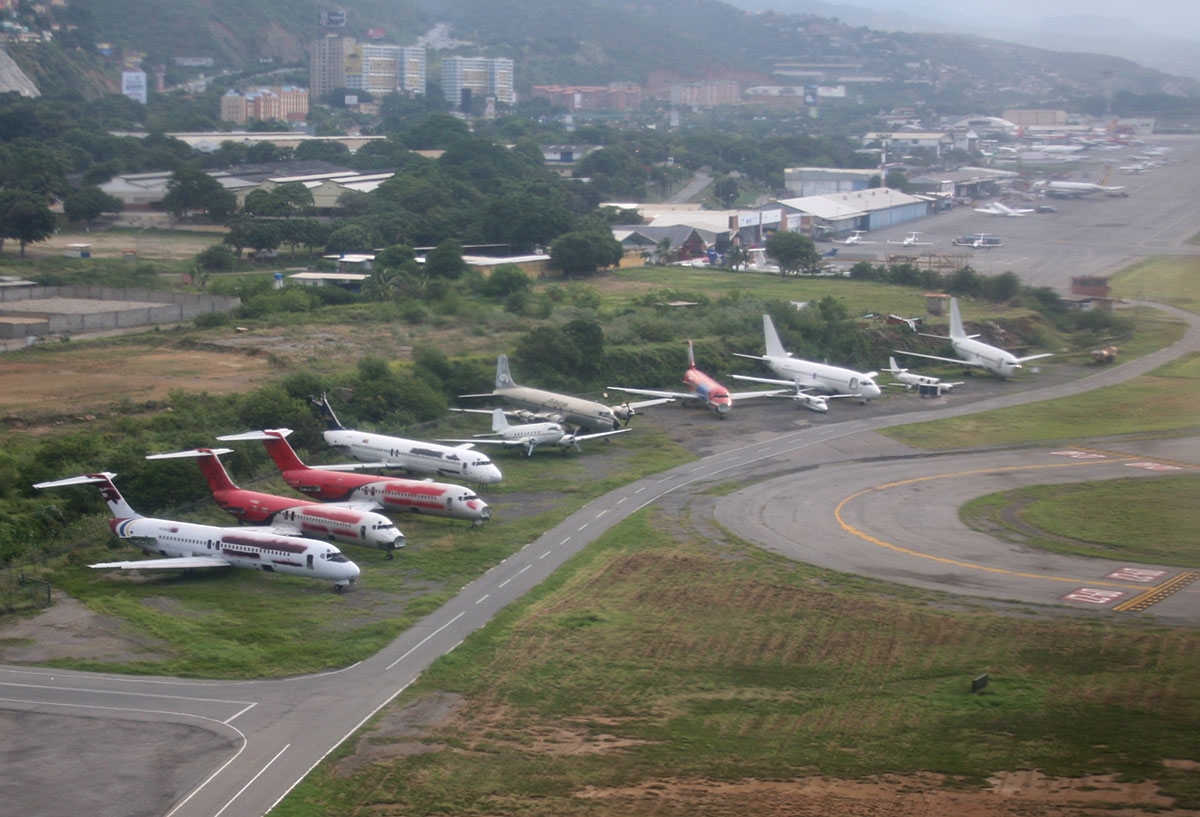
<box><xmin>145</xmin><ymin>447</ymin><xmax>407</xmax><ymax>557</ymax></box>
<box><xmin>608</xmin><ymin>340</ymin><xmax>786</xmax><ymax>418</ymax></box>
<box><xmin>216</xmin><ymin>428</ymin><xmax>491</xmax><ymax>524</ymax></box>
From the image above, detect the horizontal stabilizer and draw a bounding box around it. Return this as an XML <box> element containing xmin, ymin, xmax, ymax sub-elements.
<box><xmin>145</xmin><ymin>448</ymin><xmax>234</xmax><ymax>460</ymax></box>
<box><xmin>217</xmin><ymin>428</ymin><xmax>294</xmax><ymax>441</ymax></box>
<box><xmin>33</xmin><ymin>472</ymin><xmax>117</xmax><ymax>490</ymax></box>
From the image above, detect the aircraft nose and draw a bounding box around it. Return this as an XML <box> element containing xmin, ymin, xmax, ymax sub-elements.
<box><xmin>484</xmin><ymin>465</ymin><xmax>503</xmax><ymax>483</ymax></box>
<box><xmin>390</xmin><ymin>532</ymin><xmax>407</xmax><ymax>550</ymax></box>
<box><xmin>346</xmin><ymin>560</ymin><xmax>361</xmax><ymax>581</ymax></box>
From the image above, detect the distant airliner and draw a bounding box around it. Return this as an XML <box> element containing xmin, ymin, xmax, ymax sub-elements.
<box><xmin>893</xmin><ymin>297</ymin><xmax>1053</xmax><ymax>379</ymax></box>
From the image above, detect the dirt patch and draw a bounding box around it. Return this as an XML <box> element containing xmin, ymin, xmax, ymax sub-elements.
<box><xmin>0</xmin><ymin>592</ymin><xmax>170</xmax><ymax>664</ymax></box>
<box><xmin>573</xmin><ymin>771</ymin><xmax>1196</xmax><ymax>817</ymax></box>
<box><xmin>331</xmin><ymin>692</ymin><xmax>464</xmax><ymax>777</ymax></box>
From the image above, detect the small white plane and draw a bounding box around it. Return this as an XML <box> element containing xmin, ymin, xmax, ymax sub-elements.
<box><xmin>34</xmin><ymin>472</ymin><xmax>361</xmax><ymax>589</ymax></box>
<box><xmin>886</xmin><ymin>232</ymin><xmax>932</xmax><ymax>247</ymax></box>
<box><xmin>893</xmin><ymin>297</ymin><xmax>1053</xmax><ymax>379</ymax></box>
<box><xmin>734</xmin><ymin>314</ymin><xmax>882</xmax><ymax>403</ymax></box>
<box><xmin>729</xmin><ymin>373</ymin><xmax>852</xmax><ymax>412</ymax></box>
<box><xmin>312</xmin><ymin>393</ymin><xmax>503</xmax><ymax>484</ymax></box>
<box><xmin>881</xmin><ymin>356</ymin><xmax>963</xmax><ymax>395</ymax></box>
<box><xmin>440</xmin><ymin>408</ymin><xmax>629</xmax><ymax>457</ymax></box>
<box><xmin>834</xmin><ymin>230</ymin><xmax>874</xmax><ymax>245</ymax></box>
<box><xmin>973</xmin><ymin>201</ymin><xmax>1034</xmax><ymax>217</ymax></box>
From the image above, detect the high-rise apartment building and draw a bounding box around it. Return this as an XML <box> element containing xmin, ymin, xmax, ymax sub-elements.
<box><xmin>441</xmin><ymin>56</ymin><xmax>514</xmax><ymax>107</ymax></box>
<box><xmin>311</xmin><ymin>34</ymin><xmax>348</xmax><ymax>98</ymax></box>
<box><xmin>312</xmin><ymin>36</ymin><xmax>426</xmax><ymax>98</ymax></box>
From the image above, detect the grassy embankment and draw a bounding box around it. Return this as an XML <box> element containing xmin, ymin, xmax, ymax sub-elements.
<box><xmin>275</xmin><ymin>259</ymin><xmax>1200</xmax><ymax>815</ymax></box>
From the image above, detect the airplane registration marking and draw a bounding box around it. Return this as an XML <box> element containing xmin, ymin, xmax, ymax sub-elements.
<box><xmin>833</xmin><ymin>458</ymin><xmax>1151</xmax><ymax>589</ymax></box>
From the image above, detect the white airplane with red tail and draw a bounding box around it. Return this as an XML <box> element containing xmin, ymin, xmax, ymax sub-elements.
<box><xmin>608</xmin><ymin>340</ymin><xmax>786</xmax><ymax>418</ymax></box>
<box><xmin>216</xmin><ymin>429</ymin><xmax>491</xmax><ymax>524</ymax></box>
<box><xmin>145</xmin><ymin>447</ymin><xmax>407</xmax><ymax>557</ymax></box>
<box><xmin>34</xmin><ymin>472</ymin><xmax>361</xmax><ymax>589</ymax></box>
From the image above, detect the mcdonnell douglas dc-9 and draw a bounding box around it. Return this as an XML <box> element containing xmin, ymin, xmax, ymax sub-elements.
<box><xmin>146</xmin><ymin>447</ymin><xmax>407</xmax><ymax>557</ymax></box>
<box><xmin>34</xmin><ymin>472</ymin><xmax>361</xmax><ymax>589</ymax></box>
<box><xmin>217</xmin><ymin>428</ymin><xmax>491</xmax><ymax>524</ymax></box>
<box><xmin>894</xmin><ymin>297</ymin><xmax>1053</xmax><ymax>379</ymax></box>
<box><xmin>441</xmin><ymin>408</ymin><xmax>629</xmax><ymax>457</ymax></box>
<box><xmin>734</xmin><ymin>314</ymin><xmax>882</xmax><ymax>404</ymax></box>
<box><xmin>312</xmin><ymin>392</ymin><xmax>503</xmax><ymax>484</ymax></box>
<box><xmin>461</xmin><ymin>355</ymin><xmax>668</xmax><ymax>432</ymax></box>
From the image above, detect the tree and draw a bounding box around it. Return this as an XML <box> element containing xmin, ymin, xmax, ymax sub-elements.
<box><xmin>163</xmin><ymin>165</ymin><xmax>236</xmax><ymax>223</ymax></box>
<box><xmin>62</xmin><ymin>185</ymin><xmax>123</xmax><ymax>228</ymax></box>
<box><xmin>765</xmin><ymin>230</ymin><xmax>820</xmax><ymax>279</ymax></box>
<box><xmin>0</xmin><ymin>192</ymin><xmax>57</xmax><ymax>257</ymax></box>
<box><xmin>550</xmin><ymin>231</ymin><xmax>623</xmax><ymax>277</ymax></box>
<box><xmin>424</xmin><ymin>239</ymin><xmax>467</xmax><ymax>282</ymax></box>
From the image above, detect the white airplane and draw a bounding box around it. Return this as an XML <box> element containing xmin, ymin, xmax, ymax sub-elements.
<box><xmin>460</xmin><ymin>355</ymin><xmax>666</xmax><ymax>433</ymax></box>
<box><xmin>833</xmin><ymin>230</ymin><xmax>874</xmax><ymax>245</ymax></box>
<box><xmin>33</xmin><ymin>472</ymin><xmax>361</xmax><ymax>589</ymax></box>
<box><xmin>729</xmin><ymin>373</ymin><xmax>853</xmax><ymax>412</ymax></box>
<box><xmin>441</xmin><ymin>408</ymin><xmax>629</xmax><ymax>457</ymax></box>
<box><xmin>881</xmin><ymin>356</ymin><xmax>963</xmax><ymax>395</ymax></box>
<box><xmin>312</xmin><ymin>393</ymin><xmax>503</xmax><ymax>484</ymax></box>
<box><xmin>886</xmin><ymin>232</ymin><xmax>932</xmax><ymax>246</ymax></box>
<box><xmin>893</xmin><ymin>297</ymin><xmax>1053</xmax><ymax>379</ymax></box>
<box><xmin>974</xmin><ymin>201</ymin><xmax>1033</xmax><ymax>217</ymax></box>
<box><xmin>1034</xmin><ymin>179</ymin><xmax>1126</xmax><ymax>198</ymax></box>
<box><xmin>734</xmin><ymin>314</ymin><xmax>882</xmax><ymax>403</ymax></box>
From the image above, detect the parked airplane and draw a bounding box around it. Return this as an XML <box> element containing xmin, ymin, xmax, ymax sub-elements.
<box><xmin>834</xmin><ymin>230</ymin><xmax>874</xmax><ymax>245</ymax></box>
<box><xmin>893</xmin><ymin>297</ymin><xmax>1053</xmax><ymax>379</ymax></box>
<box><xmin>145</xmin><ymin>447</ymin><xmax>407</xmax><ymax>557</ymax></box>
<box><xmin>973</xmin><ymin>201</ymin><xmax>1034</xmax><ymax>217</ymax></box>
<box><xmin>886</xmin><ymin>232</ymin><xmax>931</xmax><ymax>247</ymax></box>
<box><xmin>312</xmin><ymin>393</ymin><xmax>503</xmax><ymax>484</ymax></box>
<box><xmin>734</xmin><ymin>314</ymin><xmax>882</xmax><ymax>403</ymax></box>
<box><xmin>952</xmin><ymin>233</ymin><xmax>1003</xmax><ymax>248</ymax></box>
<box><xmin>608</xmin><ymin>340</ymin><xmax>787</xmax><ymax>418</ymax></box>
<box><xmin>216</xmin><ymin>428</ymin><xmax>491</xmax><ymax>524</ymax></box>
<box><xmin>461</xmin><ymin>355</ymin><xmax>664</xmax><ymax>433</ymax></box>
<box><xmin>34</xmin><ymin>472</ymin><xmax>361</xmax><ymax>588</ymax></box>
<box><xmin>1034</xmin><ymin>173</ymin><xmax>1126</xmax><ymax>198</ymax></box>
<box><xmin>881</xmin><ymin>356</ymin><xmax>963</xmax><ymax>395</ymax></box>
<box><xmin>440</xmin><ymin>408</ymin><xmax>629</xmax><ymax>457</ymax></box>
<box><xmin>729</xmin><ymin>373</ymin><xmax>848</xmax><ymax>412</ymax></box>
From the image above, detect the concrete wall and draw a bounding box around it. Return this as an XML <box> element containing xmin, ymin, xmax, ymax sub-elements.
<box><xmin>0</xmin><ymin>286</ymin><xmax>240</xmax><ymax>339</ymax></box>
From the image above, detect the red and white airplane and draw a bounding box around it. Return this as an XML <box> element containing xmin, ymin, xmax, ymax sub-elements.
<box><xmin>608</xmin><ymin>340</ymin><xmax>786</xmax><ymax>418</ymax></box>
<box><xmin>146</xmin><ymin>447</ymin><xmax>407</xmax><ymax>557</ymax></box>
<box><xmin>216</xmin><ymin>429</ymin><xmax>492</xmax><ymax>524</ymax></box>
<box><xmin>34</xmin><ymin>472</ymin><xmax>361</xmax><ymax>589</ymax></box>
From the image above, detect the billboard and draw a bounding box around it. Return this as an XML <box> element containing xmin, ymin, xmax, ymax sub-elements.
<box><xmin>320</xmin><ymin>10</ymin><xmax>346</xmax><ymax>27</ymax></box>
<box><xmin>121</xmin><ymin>70</ymin><xmax>147</xmax><ymax>105</ymax></box>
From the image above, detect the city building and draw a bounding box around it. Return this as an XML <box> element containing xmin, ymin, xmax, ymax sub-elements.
<box><xmin>220</xmin><ymin>86</ymin><xmax>309</xmax><ymax>125</ymax></box>
<box><xmin>310</xmin><ymin>34</ymin><xmax>348</xmax><ymax>98</ymax></box>
<box><xmin>529</xmin><ymin>83</ymin><xmax>642</xmax><ymax>112</ymax></box>
<box><xmin>441</xmin><ymin>56</ymin><xmax>514</xmax><ymax>107</ymax></box>
<box><xmin>346</xmin><ymin>43</ymin><xmax>426</xmax><ymax>96</ymax></box>
<box><xmin>669</xmin><ymin>80</ymin><xmax>740</xmax><ymax>108</ymax></box>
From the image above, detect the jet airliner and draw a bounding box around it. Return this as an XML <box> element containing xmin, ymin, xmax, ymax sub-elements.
<box><xmin>893</xmin><ymin>297</ymin><xmax>1053</xmax><ymax>379</ymax></box>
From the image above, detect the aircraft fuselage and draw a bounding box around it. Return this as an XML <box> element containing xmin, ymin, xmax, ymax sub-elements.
<box><xmin>495</xmin><ymin>386</ymin><xmax>621</xmax><ymax>432</ymax></box>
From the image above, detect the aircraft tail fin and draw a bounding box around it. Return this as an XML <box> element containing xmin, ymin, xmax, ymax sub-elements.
<box><xmin>948</xmin><ymin>298</ymin><xmax>965</xmax><ymax>340</ymax></box>
<box><xmin>310</xmin><ymin>392</ymin><xmax>344</xmax><ymax>430</ymax></box>
<box><xmin>491</xmin><ymin>408</ymin><xmax>511</xmax><ymax>433</ymax></box>
<box><xmin>886</xmin><ymin>356</ymin><xmax>903</xmax><ymax>373</ymax></box>
<box><xmin>146</xmin><ymin>448</ymin><xmax>238</xmax><ymax>492</ymax></box>
<box><xmin>762</xmin><ymin>314</ymin><xmax>787</xmax><ymax>359</ymax></box>
<box><xmin>34</xmin><ymin>472</ymin><xmax>141</xmax><ymax>519</ymax></box>
<box><xmin>217</xmin><ymin>429</ymin><xmax>306</xmax><ymax>473</ymax></box>
<box><xmin>495</xmin><ymin>355</ymin><xmax>516</xmax><ymax>389</ymax></box>
<box><xmin>686</xmin><ymin>339</ymin><xmax>696</xmax><ymax>369</ymax></box>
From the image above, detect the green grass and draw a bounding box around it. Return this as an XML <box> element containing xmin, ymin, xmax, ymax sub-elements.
<box><xmin>962</xmin><ymin>475</ymin><xmax>1200</xmax><ymax>565</ymax></box>
<box><xmin>1111</xmin><ymin>256</ymin><xmax>1200</xmax><ymax>314</ymax></box>
<box><xmin>276</xmin><ymin>510</ymin><xmax>1200</xmax><ymax>815</ymax></box>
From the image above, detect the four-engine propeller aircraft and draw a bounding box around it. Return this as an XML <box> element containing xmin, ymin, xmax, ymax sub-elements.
<box><xmin>217</xmin><ymin>428</ymin><xmax>492</xmax><ymax>524</ymax></box>
<box><xmin>312</xmin><ymin>393</ymin><xmax>503</xmax><ymax>484</ymax></box>
<box><xmin>608</xmin><ymin>340</ymin><xmax>787</xmax><ymax>418</ymax></box>
<box><xmin>460</xmin><ymin>355</ymin><xmax>665</xmax><ymax>433</ymax></box>
<box><xmin>735</xmin><ymin>314</ymin><xmax>882</xmax><ymax>403</ymax></box>
<box><xmin>145</xmin><ymin>447</ymin><xmax>407</xmax><ymax>557</ymax></box>
<box><xmin>893</xmin><ymin>297</ymin><xmax>1053</xmax><ymax>379</ymax></box>
<box><xmin>34</xmin><ymin>472</ymin><xmax>361</xmax><ymax>588</ymax></box>
<box><xmin>973</xmin><ymin>201</ymin><xmax>1034</xmax><ymax>217</ymax></box>
<box><xmin>440</xmin><ymin>408</ymin><xmax>629</xmax><ymax>457</ymax></box>
<box><xmin>886</xmin><ymin>232</ymin><xmax>932</xmax><ymax>247</ymax></box>
<box><xmin>881</xmin><ymin>356</ymin><xmax>963</xmax><ymax>395</ymax></box>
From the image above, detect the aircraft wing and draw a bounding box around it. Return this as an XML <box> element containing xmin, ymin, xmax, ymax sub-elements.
<box><xmin>611</xmin><ymin>397</ymin><xmax>675</xmax><ymax>410</ymax></box>
<box><xmin>1016</xmin><ymin>353</ymin><xmax>1054</xmax><ymax>363</ymax></box>
<box><xmin>312</xmin><ymin>461</ymin><xmax>393</xmax><ymax>471</ymax></box>
<box><xmin>568</xmin><ymin>428</ymin><xmax>631</xmax><ymax>444</ymax></box>
<box><xmin>437</xmin><ymin>437</ymin><xmax>527</xmax><ymax>449</ymax></box>
<box><xmin>91</xmin><ymin>556</ymin><xmax>232</xmax><ymax>570</ymax></box>
<box><xmin>893</xmin><ymin>349</ymin><xmax>986</xmax><ymax>368</ymax></box>
<box><xmin>728</xmin><ymin>388</ymin><xmax>790</xmax><ymax>401</ymax></box>
<box><xmin>606</xmin><ymin>386</ymin><xmax>693</xmax><ymax>401</ymax></box>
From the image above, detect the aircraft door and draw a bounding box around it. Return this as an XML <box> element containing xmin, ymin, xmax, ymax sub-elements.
<box><xmin>306</xmin><ymin>554</ymin><xmax>314</xmax><ymax>570</ymax></box>
<box><xmin>360</xmin><ymin>525</ymin><xmax>366</xmax><ymax>540</ymax></box>
<box><xmin>848</xmin><ymin>377</ymin><xmax>859</xmax><ymax>392</ymax></box>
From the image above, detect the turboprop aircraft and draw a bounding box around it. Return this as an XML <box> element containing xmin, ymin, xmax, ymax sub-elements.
<box><xmin>312</xmin><ymin>393</ymin><xmax>502</xmax><ymax>484</ymax></box>
<box><xmin>893</xmin><ymin>297</ymin><xmax>1053</xmax><ymax>379</ymax></box>
<box><xmin>734</xmin><ymin>314</ymin><xmax>882</xmax><ymax>403</ymax></box>
<box><xmin>216</xmin><ymin>428</ymin><xmax>491</xmax><ymax>524</ymax></box>
<box><xmin>145</xmin><ymin>447</ymin><xmax>407</xmax><ymax>557</ymax></box>
<box><xmin>440</xmin><ymin>408</ymin><xmax>629</xmax><ymax>457</ymax></box>
<box><xmin>34</xmin><ymin>472</ymin><xmax>361</xmax><ymax>589</ymax></box>
<box><xmin>608</xmin><ymin>340</ymin><xmax>787</xmax><ymax>418</ymax></box>
<box><xmin>460</xmin><ymin>355</ymin><xmax>666</xmax><ymax>433</ymax></box>
<box><xmin>881</xmin><ymin>356</ymin><xmax>962</xmax><ymax>395</ymax></box>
